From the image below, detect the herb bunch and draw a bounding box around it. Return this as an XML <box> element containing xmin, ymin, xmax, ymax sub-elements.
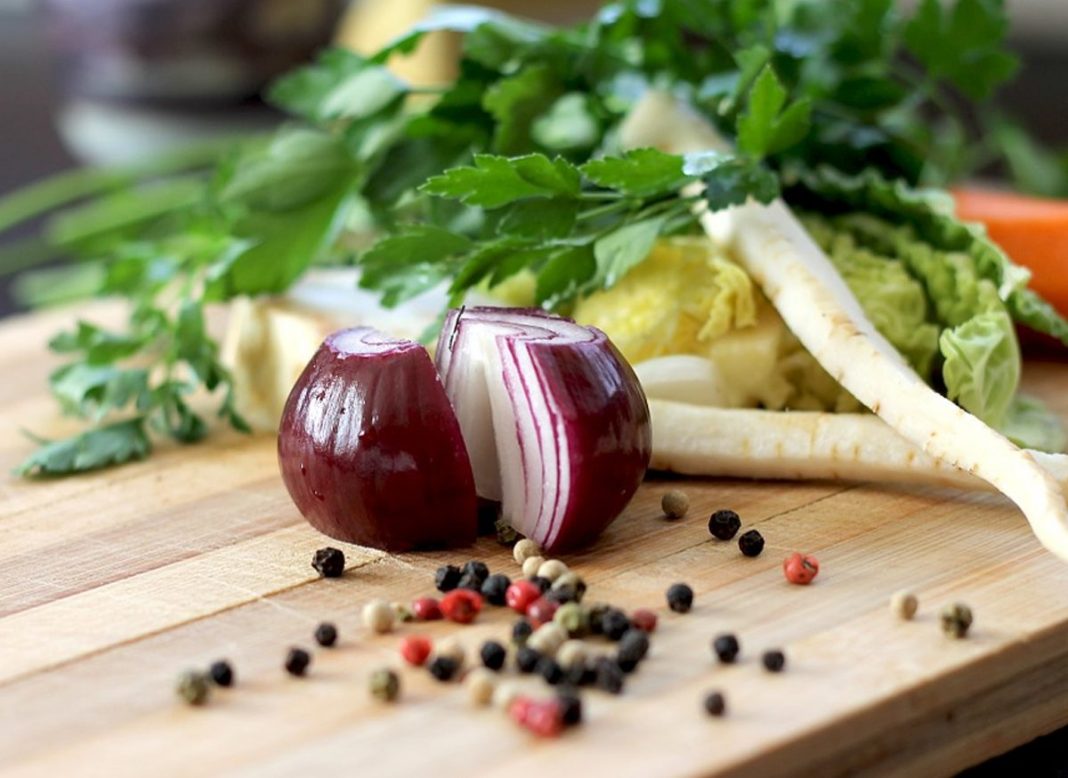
<box><xmin>0</xmin><ymin>0</ymin><xmax>1030</xmax><ymax>475</ymax></box>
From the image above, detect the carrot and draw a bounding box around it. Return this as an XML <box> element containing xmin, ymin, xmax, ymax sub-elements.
<box><xmin>952</xmin><ymin>187</ymin><xmax>1068</xmax><ymax>316</ymax></box>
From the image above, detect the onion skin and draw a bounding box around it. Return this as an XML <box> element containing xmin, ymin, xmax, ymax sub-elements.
<box><xmin>278</xmin><ymin>328</ymin><xmax>477</xmax><ymax>551</ymax></box>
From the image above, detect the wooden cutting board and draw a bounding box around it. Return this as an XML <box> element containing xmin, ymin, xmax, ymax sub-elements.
<box><xmin>2</xmin><ymin>304</ymin><xmax>1068</xmax><ymax>777</ymax></box>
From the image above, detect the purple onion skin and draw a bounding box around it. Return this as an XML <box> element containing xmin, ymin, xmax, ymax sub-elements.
<box><xmin>523</xmin><ymin>330</ymin><xmax>652</xmax><ymax>551</ymax></box>
<box><xmin>278</xmin><ymin>330</ymin><xmax>478</xmax><ymax>552</ymax></box>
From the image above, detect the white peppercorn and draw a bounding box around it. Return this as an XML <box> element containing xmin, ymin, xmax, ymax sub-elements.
<box><xmin>528</xmin><ymin>623</ymin><xmax>567</xmax><ymax>656</ymax></box>
<box><xmin>522</xmin><ymin>556</ymin><xmax>545</xmax><ymax>579</ymax></box>
<box><xmin>466</xmin><ymin>668</ymin><xmax>497</xmax><ymax>706</ymax></box>
<box><xmin>492</xmin><ymin>681</ymin><xmax>522</xmax><ymax>710</ymax></box>
<box><xmin>363</xmin><ymin>599</ymin><xmax>395</xmax><ymax>634</ymax></box>
<box><xmin>890</xmin><ymin>590</ymin><xmax>918</xmax><ymax>620</ymax></box>
<box><xmin>512</xmin><ymin>538</ymin><xmax>542</xmax><ymax>566</ymax></box>
<box><xmin>537</xmin><ymin>559</ymin><xmax>569</xmax><ymax>582</ymax></box>
<box><xmin>556</xmin><ymin>640</ymin><xmax>588</xmax><ymax>669</ymax></box>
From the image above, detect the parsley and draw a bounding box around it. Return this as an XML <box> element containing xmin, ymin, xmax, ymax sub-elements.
<box><xmin>0</xmin><ymin>0</ymin><xmax>1039</xmax><ymax>475</ymax></box>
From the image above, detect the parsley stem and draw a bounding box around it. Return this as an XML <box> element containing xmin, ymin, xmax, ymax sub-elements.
<box><xmin>576</xmin><ymin>199</ymin><xmax>635</xmax><ymax>222</ymax></box>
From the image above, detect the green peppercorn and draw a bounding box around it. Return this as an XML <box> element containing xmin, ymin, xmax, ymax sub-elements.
<box><xmin>666</xmin><ymin>583</ymin><xmax>694</xmax><ymax>613</ymax></box>
<box><xmin>314</xmin><ymin>622</ymin><xmax>338</xmax><ymax>647</ymax></box>
<box><xmin>554</xmin><ymin>602</ymin><xmax>589</xmax><ymax>637</ymax></box>
<box><xmin>494</xmin><ymin>517</ymin><xmax>520</xmax><ymax>546</ymax></box>
<box><xmin>176</xmin><ymin>670</ymin><xmax>211</xmax><ymax>705</ymax></box>
<box><xmin>370</xmin><ymin>668</ymin><xmax>400</xmax><ymax>702</ymax></box>
<box><xmin>208</xmin><ymin>660</ymin><xmax>234</xmax><ymax>687</ymax></box>
<box><xmin>661</xmin><ymin>490</ymin><xmax>689</xmax><ymax>519</ymax></box>
<box><xmin>941</xmin><ymin>603</ymin><xmax>973</xmax><ymax>638</ymax></box>
<box><xmin>703</xmin><ymin>691</ymin><xmax>726</xmax><ymax>717</ymax></box>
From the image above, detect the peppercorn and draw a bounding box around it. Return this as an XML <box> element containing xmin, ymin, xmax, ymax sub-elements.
<box><xmin>661</xmin><ymin>490</ymin><xmax>689</xmax><ymax>519</ymax></box>
<box><xmin>462</xmin><ymin>560</ymin><xmax>489</xmax><ymax>584</ymax></box>
<box><xmin>208</xmin><ymin>660</ymin><xmax>233</xmax><ymax>688</ymax></box>
<box><xmin>552</xmin><ymin>572</ymin><xmax>586</xmax><ymax>602</ymax></box>
<box><xmin>762</xmin><ymin>649</ymin><xmax>786</xmax><ymax>673</ymax></box>
<box><xmin>493</xmin><ymin>681</ymin><xmax>523</xmax><ymax>711</ymax></box>
<box><xmin>512</xmin><ymin>619</ymin><xmax>534</xmax><ymax>645</ymax></box>
<box><xmin>428</xmin><ymin>656</ymin><xmax>459</xmax><ymax>682</ymax></box>
<box><xmin>516</xmin><ymin>646</ymin><xmax>542</xmax><ymax>673</ymax></box>
<box><xmin>529</xmin><ymin>576</ymin><xmax>552</xmax><ymax>594</ymax></box>
<box><xmin>630</xmin><ymin>609</ymin><xmax>658</xmax><ymax>634</ymax></box>
<box><xmin>457</xmin><ymin>572</ymin><xmax>482</xmax><ymax>591</ymax></box>
<box><xmin>703</xmin><ymin>691</ymin><xmax>726</xmax><ymax>717</ymax></box>
<box><xmin>434</xmin><ymin>564</ymin><xmax>462</xmax><ymax>592</ymax></box>
<box><xmin>505</xmin><ymin>579</ymin><xmax>541</xmax><ymax>614</ymax></box>
<box><xmin>712</xmin><ymin>634</ymin><xmax>740</xmax><ymax>664</ymax></box>
<box><xmin>369</xmin><ymin>668</ymin><xmax>400</xmax><ymax>702</ymax></box>
<box><xmin>285</xmin><ymin>647</ymin><xmax>311</xmax><ymax>677</ymax></box>
<box><xmin>441</xmin><ymin>589</ymin><xmax>483</xmax><ymax>624</ymax></box>
<box><xmin>363</xmin><ymin>599</ymin><xmax>395</xmax><ymax>633</ymax></box>
<box><xmin>494</xmin><ymin>518</ymin><xmax>520</xmax><ymax>546</ymax></box>
<box><xmin>546</xmin><ymin>585</ymin><xmax>580</xmax><ymax>605</ymax></box>
<box><xmin>666</xmin><ymin>583</ymin><xmax>694</xmax><ymax>614</ymax></box>
<box><xmin>400</xmin><ymin>635</ymin><xmax>433</xmax><ymax>667</ymax></box>
<box><xmin>556</xmin><ymin>639</ymin><xmax>587</xmax><ymax>670</ymax></box>
<box><xmin>311</xmin><ymin>547</ymin><xmax>345</xmax><ymax>578</ymax></box>
<box><xmin>783</xmin><ymin>552</ymin><xmax>819</xmax><ymax>585</ymax></box>
<box><xmin>435</xmin><ymin>637</ymin><xmax>466</xmax><ymax>668</ymax></box>
<box><xmin>511</xmin><ymin>697</ymin><xmax>565</xmax><ymax>738</ymax></box>
<box><xmin>538</xmin><ymin>657</ymin><xmax>565</xmax><ymax>685</ymax></box>
<box><xmin>480</xmin><ymin>640</ymin><xmax>507</xmax><ymax>671</ymax></box>
<box><xmin>554</xmin><ymin>602</ymin><xmax>589</xmax><ymax>637</ymax></box>
<box><xmin>176</xmin><ymin>670</ymin><xmax>211</xmax><ymax>705</ymax></box>
<box><xmin>708</xmin><ymin>509</ymin><xmax>741</xmax><ymax>540</ymax></box>
<box><xmin>411</xmin><ymin>597</ymin><xmax>443</xmax><ymax>621</ymax></box>
<box><xmin>391</xmin><ymin>602</ymin><xmax>414</xmax><ymax>623</ymax></box>
<box><xmin>587</xmin><ymin>604</ymin><xmax>610</xmax><ymax>635</ymax></box>
<box><xmin>522</xmin><ymin>556</ymin><xmax>546</xmax><ymax>579</ymax></box>
<box><xmin>513</xmin><ymin>538</ymin><xmax>542</xmax><ymax>566</ymax></box>
<box><xmin>557</xmin><ymin>691</ymin><xmax>583</xmax><ymax>726</ymax></box>
<box><xmin>481</xmin><ymin>573</ymin><xmax>512</xmax><ymax>606</ymax></box>
<box><xmin>564</xmin><ymin>660</ymin><xmax>590</xmax><ymax>687</ymax></box>
<box><xmin>526</xmin><ymin>597</ymin><xmax>559</xmax><ymax>628</ymax></box>
<box><xmin>891</xmin><ymin>590</ymin><xmax>919</xmax><ymax>620</ymax></box>
<box><xmin>618</xmin><ymin>629</ymin><xmax>650</xmax><ymax>666</ymax></box>
<box><xmin>595</xmin><ymin>657</ymin><xmax>626</xmax><ymax>695</ymax></box>
<box><xmin>466</xmin><ymin>667</ymin><xmax>497</xmax><ymax>706</ymax></box>
<box><xmin>528</xmin><ymin>624</ymin><xmax>567</xmax><ymax>656</ymax></box>
<box><xmin>601</xmin><ymin>608</ymin><xmax>632</xmax><ymax>640</ymax></box>
<box><xmin>537</xmin><ymin>559</ymin><xmax>569</xmax><ymax>582</ymax></box>
<box><xmin>314</xmin><ymin>621</ymin><xmax>338</xmax><ymax>647</ymax></box>
<box><xmin>738</xmin><ymin>529</ymin><xmax>765</xmax><ymax>557</ymax></box>
<box><xmin>941</xmin><ymin>603</ymin><xmax>973</xmax><ymax>638</ymax></box>
<box><xmin>616</xmin><ymin>655</ymin><xmax>638</xmax><ymax>673</ymax></box>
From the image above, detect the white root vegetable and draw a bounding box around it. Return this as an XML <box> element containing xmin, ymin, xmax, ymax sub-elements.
<box><xmin>633</xmin><ymin>355</ymin><xmax>730</xmax><ymax>407</ymax></box>
<box><xmin>649</xmin><ymin>400</ymin><xmax>1068</xmax><ymax>494</ymax></box>
<box><xmin>630</xmin><ymin>92</ymin><xmax>1068</xmax><ymax>561</ymax></box>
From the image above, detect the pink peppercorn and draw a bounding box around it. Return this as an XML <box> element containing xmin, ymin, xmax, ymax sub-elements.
<box><xmin>440</xmin><ymin>589</ymin><xmax>483</xmax><ymax>624</ymax></box>
<box><xmin>511</xmin><ymin>698</ymin><xmax>564</xmax><ymax>738</ymax></box>
<box><xmin>783</xmin><ymin>552</ymin><xmax>819</xmax><ymax>585</ymax></box>
<box><xmin>399</xmin><ymin>635</ymin><xmax>432</xmax><ymax>666</ymax></box>
<box><xmin>525</xmin><ymin>597</ymin><xmax>559</xmax><ymax>628</ymax></box>
<box><xmin>411</xmin><ymin>597</ymin><xmax>443</xmax><ymax>621</ymax></box>
<box><xmin>630</xmin><ymin>608</ymin><xmax>658</xmax><ymax>633</ymax></box>
<box><xmin>505</xmin><ymin>580</ymin><xmax>541</xmax><ymax>614</ymax></box>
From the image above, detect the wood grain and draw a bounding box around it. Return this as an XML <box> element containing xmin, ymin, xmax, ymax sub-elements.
<box><xmin>1</xmin><ymin>306</ymin><xmax>1067</xmax><ymax>777</ymax></box>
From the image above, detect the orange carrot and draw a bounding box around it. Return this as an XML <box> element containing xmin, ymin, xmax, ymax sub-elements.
<box><xmin>952</xmin><ymin>187</ymin><xmax>1068</xmax><ymax>316</ymax></box>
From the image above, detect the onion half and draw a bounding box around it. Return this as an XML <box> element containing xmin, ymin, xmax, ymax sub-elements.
<box><xmin>278</xmin><ymin>327</ymin><xmax>478</xmax><ymax>551</ymax></box>
<box><xmin>436</xmin><ymin>307</ymin><xmax>652</xmax><ymax>552</ymax></box>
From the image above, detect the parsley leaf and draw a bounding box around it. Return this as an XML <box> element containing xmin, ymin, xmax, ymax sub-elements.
<box><xmin>736</xmin><ymin>66</ymin><xmax>812</xmax><ymax>159</ymax></box>
<box><xmin>593</xmin><ymin>216</ymin><xmax>666</xmax><ymax>288</ymax></box>
<box><xmin>421</xmin><ymin>153</ymin><xmax>580</xmax><ymax>208</ymax></box>
<box><xmin>16</xmin><ymin>419</ymin><xmax>151</xmax><ymax>477</ymax></box>
<box><xmin>581</xmin><ymin>148</ymin><xmax>690</xmax><ymax>197</ymax></box>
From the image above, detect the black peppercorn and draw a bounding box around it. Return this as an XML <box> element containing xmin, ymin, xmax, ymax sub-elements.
<box><xmin>537</xmin><ymin>657</ymin><xmax>564</xmax><ymax>685</ymax></box>
<box><xmin>462</xmin><ymin>560</ymin><xmax>490</xmax><ymax>586</ymax></box>
<box><xmin>738</xmin><ymin>529</ymin><xmax>765</xmax><ymax>557</ymax></box>
<box><xmin>708</xmin><ymin>509</ymin><xmax>741</xmax><ymax>540</ymax></box>
<box><xmin>563</xmin><ymin>661</ymin><xmax>588</xmax><ymax>687</ymax></box>
<box><xmin>587</xmin><ymin>604</ymin><xmax>610</xmax><ymax>635</ymax></box>
<box><xmin>703</xmin><ymin>691</ymin><xmax>726</xmax><ymax>717</ymax></box>
<box><xmin>595</xmin><ymin>657</ymin><xmax>625</xmax><ymax>695</ymax></box>
<box><xmin>512</xmin><ymin>619</ymin><xmax>534</xmax><ymax>645</ymax></box>
<box><xmin>208</xmin><ymin>659</ymin><xmax>234</xmax><ymax>687</ymax></box>
<box><xmin>312</xmin><ymin>547</ymin><xmax>345</xmax><ymax>578</ymax></box>
<box><xmin>557</xmin><ymin>691</ymin><xmax>583</xmax><ymax>726</ymax></box>
<box><xmin>601</xmin><ymin>608</ymin><xmax>632</xmax><ymax>641</ymax></box>
<box><xmin>314</xmin><ymin>622</ymin><xmax>338</xmax><ymax>647</ymax></box>
<box><xmin>617</xmin><ymin>629</ymin><xmax>650</xmax><ymax>667</ymax></box>
<box><xmin>713</xmin><ymin>634</ymin><xmax>740</xmax><ymax>664</ymax></box>
<box><xmin>516</xmin><ymin>646</ymin><xmax>542</xmax><ymax>673</ymax></box>
<box><xmin>529</xmin><ymin>575</ymin><xmax>552</xmax><ymax>594</ymax></box>
<box><xmin>435</xmin><ymin>564</ymin><xmax>462</xmax><ymax>592</ymax></box>
<box><xmin>428</xmin><ymin>655</ymin><xmax>459</xmax><ymax>682</ymax></box>
<box><xmin>481</xmin><ymin>573</ymin><xmax>511</xmax><ymax>605</ymax></box>
<box><xmin>457</xmin><ymin>572</ymin><xmax>483</xmax><ymax>591</ymax></box>
<box><xmin>480</xmin><ymin>640</ymin><xmax>507</xmax><ymax>671</ymax></box>
<box><xmin>666</xmin><ymin>583</ymin><xmax>694</xmax><ymax>613</ymax></box>
<box><xmin>285</xmin><ymin>647</ymin><xmax>311</xmax><ymax>677</ymax></box>
<box><xmin>547</xmin><ymin>584</ymin><xmax>584</xmax><ymax>604</ymax></box>
<box><xmin>762</xmin><ymin>649</ymin><xmax>786</xmax><ymax>673</ymax></box>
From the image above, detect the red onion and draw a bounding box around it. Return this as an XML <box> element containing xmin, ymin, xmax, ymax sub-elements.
<box><xmin>278</xmin><ymin>327</ymin><xmax>478</xmax><ymax>551</ymax></box>
<box><xmin>435</xmin><ymin>307</ymin><xmax>652</xmax><ymax>551</ymax></box>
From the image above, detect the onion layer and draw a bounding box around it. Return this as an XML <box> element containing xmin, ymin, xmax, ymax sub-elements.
<box><xmin>278</xmin><ymin>327</ymin><xmax>477</xmax><ymax>551</ymax></box>
<box><xmin>436</xmin><ymin>307</ymin><xmax>652</xmax><ymax>552</ymax></box>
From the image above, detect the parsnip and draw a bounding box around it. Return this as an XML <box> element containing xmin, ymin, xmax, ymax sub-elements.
<box><xmin>649</xmin><ymin>400</ymin><xmax>1068</xmax><ymax>494</ymax></box>
<box><xmin>628</xmin><ymin>92</ymin><xmax>1068</xmax><ymax>561</ymax></box>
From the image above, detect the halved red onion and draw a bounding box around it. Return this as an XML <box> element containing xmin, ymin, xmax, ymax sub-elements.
<box><xmin>278</xmin><ymin>327</ymin><xmax>477</xmax><ymax>551</ymax></box>
<box><xmin>435</xmin><ymin>307</ymin><xmax>652</xmax><ymax>552</ymax></box>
